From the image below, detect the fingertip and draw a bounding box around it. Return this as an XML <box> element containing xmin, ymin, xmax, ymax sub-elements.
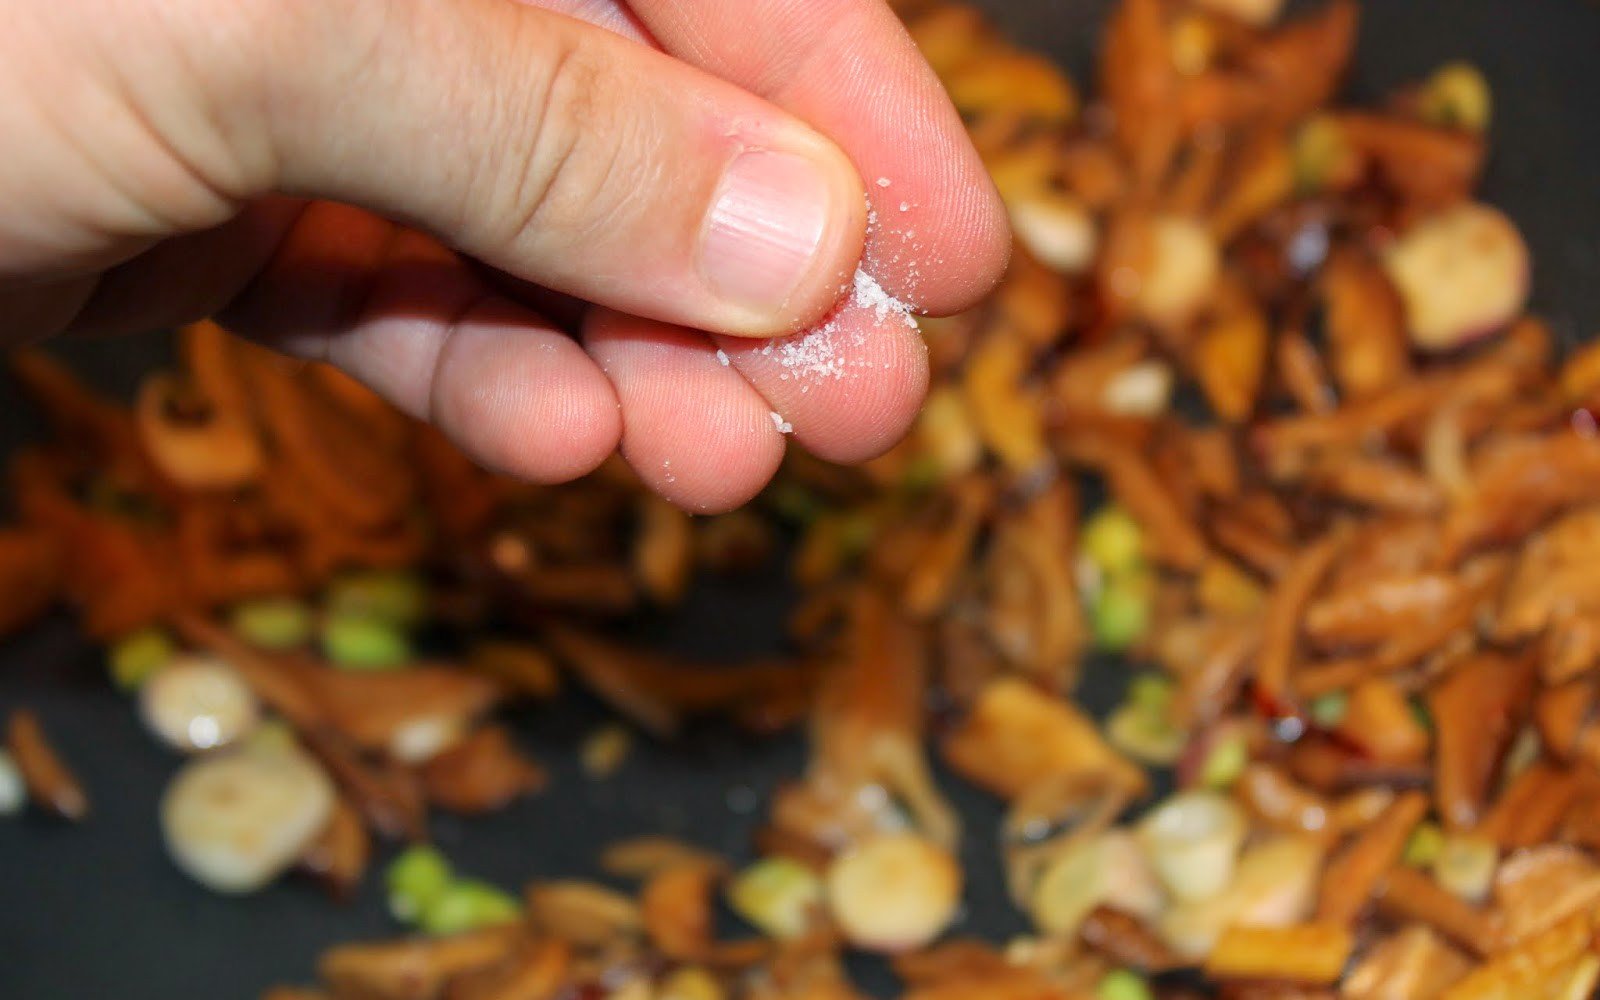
<box><xmin>432</xmin><ymin>299</ymin><xmax>621</xmax><ymax>483</ymax></box>
<box><xmin>585</xmin><ymin>310</ymin><xmax>786</xmax><ymax>512</ymax></box>
<box><xmin>717</xmin><ymin>302</ymin><xmax>930</xmax><ymax>465</ymax></box>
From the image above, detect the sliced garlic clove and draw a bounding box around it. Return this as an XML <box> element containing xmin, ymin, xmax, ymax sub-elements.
<box><xmin>1383</xmin><ymin>202</ymin><xmax>1530</xmax><ymax>352</ymax></box>
<box><xmin>161</xmin><ymin>745</ymin><xmax>335</xmax><ymax>894</ymax></box>
<box><xmin>1101</xmin><ymin>360</ymin><xmax>1175</xmax><ymax>418</ymax></box>
<box><xmin>1010</xmin><ymin>193</ymin><xmax>1098</xmax><ymax>275</ymax></box>
<box><xmin>825</xmin><ymin>832</ymin><xmax>962</xmax><ymax>953</ymax></box>
<box><xmin>140</xmin><ymin>655</ymin><xmax>261</xmax><ymax>753</ymax></box>
<box><xmin>1137</xmin><ymin>790</ymin><xmax>1247</xmax><ymax>903</ymax></box>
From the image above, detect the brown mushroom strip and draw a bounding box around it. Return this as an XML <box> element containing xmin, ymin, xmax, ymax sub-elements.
<box><xmin>297</xmin><ymin>796</ymin><xmax>370</xmax><ymax>901</ymax></box>
<box><xmin>1255</xmin><ymin>528</ymin><xmax>1346</xmax><ymax>709</ymax></box>
<box><xmin>317</xmin><ymin>926</ymin><xmax>524</xmax><ymax>1000</ymax></box>
<box><xmin>1303</xmin><ymin>573</ymin><xmax>1461</xmax><ymax>651</ymax></box>
<box><xmin>1477</xmin><ymin>763</ymin><xmax>1581</xmax><ymax>849</ymax></box>
<box><xmin>1374</xmin><ymin>867</ymin><xmax>1500</xmax><ymax>957</ymax></box>
<box><xmin>5</xmin><ymin>708</ymin><xmax>89</xmax><ymax>821</ymax></box>
<box><xmin>1320</xmin><ymin>249</ymin><xmax>1410</xmax><ymax>400</ymax></box>
<box><xmin>420</xmin><ymin>726</ymin><xmax>546</xmax><ymax>815</ymax></box>
<box><xmin>1303</xmin><ymin>457</ymin><xmax>1444</xmax><ymax>516</ymax></box>
<box><xmin>1314</xmin><ymin>790</ymin><xmax>1427</xmax><ymax>924</ymax></box>
<box><xmin>1428</xmin><ymin>651</ymin><xmax>1536</xmax><ymax>830</ymax></box>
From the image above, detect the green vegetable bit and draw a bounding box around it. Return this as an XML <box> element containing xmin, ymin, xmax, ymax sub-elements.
<box><xmin>1097</xmin><ymin>969</ymin><xmax>1153</xmax><ymax>1000</ymax></box>
<box><xmin>1128</xmin><ymin>674</ymin><xmax>1174</xmax><ymax>713</ymax></box>
<box><xmin>1200</xmin><ymin>732</ymin><xmax>1249</xmax><ymax>790</ymax></box>
<box><xmin>1092</xmin><ymin>575</ymin><xmax>1151</xmax><ymax>652</ymax></box>
<box><xmin>1403</xmin><ymin>822</ymin><xmax>1445</xmax><ymax>868</ymax></box>
<box><xmin>322</xmin><ymin>615</ymin><xmax>412</xmax><ymax>671</ymax></box>
<box><xmin>1082</xmin><ymin>506</ymin><xmax>1144</xmax><ymax>579</ymax></box>
<box><xmin>1309</xmin><ymin>691</ymin><xmax>1349</xmax><ymax>729</ymax></box>
<box><xmin>420</xmin><ymin>880</ymin><xmax>523</xmax><ymax>936</ymax></box>
<box><xmin>325</xmin><ymin>570</ymin><xmax>427</xmax><ymax>628</ymax></box>
<box><xmin>386</xmin><ymin>846</ymin><xmax>454</xmax><ymax>924</ymax></box>
<box><xmin>229</xmin><ymin>597</ymin><xmax>313</xmax><ymax>651</ymax></box>
<box><xmin>108</xmin><ymin>627</ymin><xmax>176</xmax><ymax>690</ymax></box>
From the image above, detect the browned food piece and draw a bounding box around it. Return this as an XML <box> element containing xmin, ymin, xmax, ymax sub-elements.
<box><xmin>420</xmin><ymin>726</ymin><xmax>546</xmax><ymax>815</ymax></box>
<box><xmin>1314</xmin><ymin>790</ymin><xmax>1427</xmax><ymax>924</ymax></box>
<box><xmin>1320</xmin><ymin>249</ymin><xmax>1410</xmax><ymax>400</ymax></box>
<box><xmin>0</xmin><ymin>529</ymin><xmax>61</xmax><ymax>637</ymax></box>
<box><xmin>1427</xmin><ymin>651</ymin><xmax>1536</xmax><ymax>830</ymax></box>
<box><xmin>1255</xmin><ymin>528</ymin><xmax>1346</xmax><ymax>708</ymax></box>
<box><xmin>524</xmin><ymin>881</ymin><xmax>641</xmax><ymax>948</ymax></box>
<box><xmin>1340</xmin><ymin>925</ymin><xmax>1472</xmax><ymax>1000</ymax></box>
<box><xmin>1203</xmin><ymin>923</ymin><xmax>1353</xmax><ymax>984</ymax></box>
<box><xmin>1336</xmin><ymin>679</ymin><xmax>1430</xmax><ymax>765</ymax></box>
<box><xmin>1488</xmin><ymin>844</ymin><xmax>1600</xmax><ymax>946</ymax></box>
<box><xmin>6</xmin><ymin>708</ymin><xmax>88</xmax><ymax>821</ymax></box>
<box><xmin>443</xmin><ymin>939</ymin><xmax>570</xmax><ymax>1000</ymax></box>
<box><xmin>298</xmin><ymin>796</ymin><xmax>370</xmax><ymax>901</ymax></box>
<box><xmin>1477</xmin><ymin>763</ymin><xmax>1580</xmax><ymax>849</ymax></box>
<box><xmin>943</xmin><ymin>677</ymin><xmax>1144</xmax><ymax>801</ymax></box>
<box><xmin>1304</xmin><ymin>574</ymin><xmax>1461</xmax><ymax>651</ymax></box>
<box><xmin>1438</xmin><ymin>909</ymin><xmax>1592</xmax><ymax>1000</ymax></box>
<box><xmin>1375</xmin><ymin>866</ymin><xmax>1500</xmax><ymax>956</ymax></box>
<box><xmin>317</xmin><ymin>925</ymin><xmax>524</xmax><ymax>1000</ymax></box>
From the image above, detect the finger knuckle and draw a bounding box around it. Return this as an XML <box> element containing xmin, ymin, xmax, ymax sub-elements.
<box><xmin>493</xmin><ymin>33</ymin><xmax>640</xmax><ymax>253</ymax></box>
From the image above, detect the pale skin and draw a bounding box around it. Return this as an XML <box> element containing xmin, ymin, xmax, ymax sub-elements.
<box><xmin>0</xmin><ymin>0</ymin><xmax>1011</xmax><ymax>512</ymax></box>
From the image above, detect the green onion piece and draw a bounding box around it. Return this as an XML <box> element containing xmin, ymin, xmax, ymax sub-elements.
<box><xmin>386</xmin><ymin>846</ymin><xmax>454</xmax><ymax>924</ymax></box>
<box><xmin>1309</xmin><ymin>692</ymin><xmax>1349</xmax><ymax>729</ymax></box>
<box><xmin>1106</xmin><ymin>704</ymin><xmax>1186</xmax><ymax>766</ymax></box>
<box><xmin>1420</xmin><ymin>62</ymin><xmax>1491</xmax><ymax>133</ymax></box>
<box><xmin>1200</xmin><ymin>732</ymin><xmax>1249</xmax><ymax>790</ymax></box>
<box><xmin>1403</xmin><ymin>822</ymin><xmax>1445</xmax><ymax>868</ymax></box>
<box><xmin>1129</xmin><ymin>674</ymin><xmax>1174</xmax><ymax>713</ymax></box>
<box><xmin>1097</xmin><ymin>969</ymin><xmax>1153</xmax><ymax>1000</ymax></box>
<box><xmin>1092</xmin><ymin>575</ymin><xmax>1151</xmax><ymax>652</ymax></box>
<box><xmin>229</xmin><ymin>597</ymin><xmax>313</xmax><ymax>651</ymax></box>
<box><xmin>420</xmin><ymin>879</ymin><xmax>522</xmax><ymax>936</ymax></box>
<box><xmin>1082</xmin><ymin>506</ymin><xmax>1144</xmax><ymax>579</ymax></box>
<box><xmin>321</xmin><ymin>615</ymin><xmax>411</xmax><ymax>671</ymax></box>
<box><xmin>325</xmin><ymin>571</ymin><xmax>426</xmax><ymax>628</ymax></box>
<box><xmin>108</xmin><ymin>627</ymin><xmax>176</xmax><ymax>691</ymax></box>
<box><xmin>727</xmin><ymin>857</ymin><xmax>823</xmax><ymax>940</ymax></box>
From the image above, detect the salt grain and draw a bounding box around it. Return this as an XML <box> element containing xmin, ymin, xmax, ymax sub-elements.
<box><xmin>851</xmin><ymin>268</ymin><xmax>917</xmax><ymax>329</ymax></box>
<box><xmin>770</xmin><ymin>411</ymin><xmax>794</xmax><ymax>435</ymax></box>
<box><xmin>715</xmin><ymin>349</ymin><xmax>730</xmax><ymax>367</ymax></box>
<box><xmin>877</xmin><ymin>177</ymin><xmax>892</xmax><ymax>188</ymax></box>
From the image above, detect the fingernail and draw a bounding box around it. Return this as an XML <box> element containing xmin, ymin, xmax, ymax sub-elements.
<box><xmin>702</xmin><ymin>150</ymin><xmax>836</xmax><ymax>315</ymax></box>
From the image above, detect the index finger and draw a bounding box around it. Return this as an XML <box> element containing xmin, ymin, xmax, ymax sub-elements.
<box><xmin>627</xmin><ymin>0</ymin><xmax>1011</xmax><ymax>316</ymax></box>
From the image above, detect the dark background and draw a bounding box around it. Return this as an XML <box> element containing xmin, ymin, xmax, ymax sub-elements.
<box><xmin>3</xmin><ymin>1</ymin><xmax>1600</xmax><ymax>996</ymax></box>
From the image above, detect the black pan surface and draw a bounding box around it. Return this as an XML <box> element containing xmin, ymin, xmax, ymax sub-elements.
<box><xmin>3</xmin><ymin>1</ymin><xmax>1600</xmax><ymax>996</ymax></box>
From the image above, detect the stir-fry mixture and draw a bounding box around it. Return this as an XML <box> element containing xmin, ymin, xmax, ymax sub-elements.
<box><xmin>4</xmin><ymin>0</ymin><xmax>1600</xmax><ymax>996</ymax></box>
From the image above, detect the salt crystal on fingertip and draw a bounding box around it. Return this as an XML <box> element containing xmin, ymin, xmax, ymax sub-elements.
<box><xmin>715</xmin><ymin>349</ymin><xmax>730</xmax><ymax>367</ymax></box>
<box><xmin>769</xmin><ymin>411</ymin><xmax>794</xmax><ymax>435</ymax></box>
<box><xmin>876</xmin><ymin>177</ymin><xmax>892</xmax><ymax>187</ymax></box>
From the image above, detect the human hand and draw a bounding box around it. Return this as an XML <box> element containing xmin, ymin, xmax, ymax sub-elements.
<box><xmin>0</xmin><ymin>0</ymin><xmax>1009</xmax><ymax>511</ymax></box>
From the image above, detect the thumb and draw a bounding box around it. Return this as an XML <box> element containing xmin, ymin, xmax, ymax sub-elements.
<box><xmin>14</xmin><ymin>0</ymin><xmax>871</xmax><ymax>337</ymax></box>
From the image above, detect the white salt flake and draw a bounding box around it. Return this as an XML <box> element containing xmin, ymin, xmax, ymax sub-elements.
<box><xmin>715</xmin><ymin>348</ymin><xmax>730</xmax><ymax>367</ymax></box>
<box><xmin>769</xmin><ymin>411</ymin><xmax>794</xmax><ymax>435</ymax></box>
<box><xmin>876</xmin><ymin>177</ymin><xmax>892</xmax><ymax>188</ymax></box>
<box><xmin>850</xmin><ymin>268</ymin><xmax>918</xmax><ymax>329</ymax></box>
<box><xmin>899</xmin><ymin>201</ymin><xmax>911</xmax><ymax>212</ymax></box>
